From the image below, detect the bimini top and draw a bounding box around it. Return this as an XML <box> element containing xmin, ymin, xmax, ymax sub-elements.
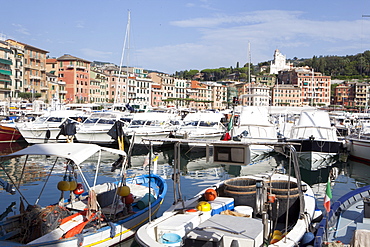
<box><xmin>0</xmin><ymin>143</ymin><xmax>126</xmax><ymax>165</ymax></box>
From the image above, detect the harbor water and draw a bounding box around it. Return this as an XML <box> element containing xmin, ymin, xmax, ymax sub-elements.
<box><xmin>0</xmin><ymin>141</ymin><xmax>369</xmax><ymax>246</ymax></box>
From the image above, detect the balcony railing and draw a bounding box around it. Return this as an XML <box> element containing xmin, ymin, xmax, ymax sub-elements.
<box><xmin>30</xmin><ymin>75</ymin><xmax>42</xmax><ymax>80</ymax></box>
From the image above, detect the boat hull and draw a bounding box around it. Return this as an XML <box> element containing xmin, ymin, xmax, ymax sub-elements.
<box><xmin>347</xmin><ymin>137</ymin><xmax>370</xmax><ymax>163</ymax></box>
<box><xmin>289</xmin><ymin>139</ymin><xmax>341</xmax><ymax>170</ymax></box>
<box><xmin>0</xmin><ymin>125</ymin><xmax>23</xmax><ymax>142</ymax></box>
<box><xmin>75</xmin><ymin>130</ymin><xmax>115</xmax><ymax>144</ymax></box>
<box><xmin>18</xmin><ymin>127</ymin><xmax>67</xmax><ymax>143</ymax></box>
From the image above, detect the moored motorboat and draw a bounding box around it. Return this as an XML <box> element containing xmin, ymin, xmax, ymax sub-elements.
<box><xmin>124</xmin><ymin>112</ymin><xmax>181</xmax><ymax>146</ymax></box>
<box><xmin>17</xmin><ymin>110</ymin><xmax>89</xmax><ymax>144</ymax></box>
<box><xmin>173</xmin><ymin>112</ymin><xmax>226</xmax><ymax>145</ymax></box>
<box><xmin>75</xmin><ymin>111</ymin><xmax>132</xmax><ymax>144</ymax></box>
<box><xmin>232</xmin><ymin>106</ymin><xmax>278</xmax><ymax>159</ymax></box>
<box><xmin>286</xmin><ymin>110</ymin><xmax>342</xmax><ymax>170</ymax></box>
<box><xmin>347</xmin><ymin>121</ymin><xmax>370</xmax><ymax>163</ymax></box>
<box><xmin>0</xmin><ymin>143</ymin><xmax>167</xmax><ymax>246</ymax></box>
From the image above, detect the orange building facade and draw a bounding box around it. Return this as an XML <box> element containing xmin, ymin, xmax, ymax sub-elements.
<box><xmin>56</xmin><ymin>54</ymin><xmax>91</xmax><ymax>103</ymax></box>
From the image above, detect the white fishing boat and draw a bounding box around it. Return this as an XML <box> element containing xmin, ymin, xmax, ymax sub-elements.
<box><xmin>135</xmin><ymin>139</ymin><xmax>318</xmax><ymax>247</ymax></box>
<box><xmin>17</xmin><ymin>110</ymin><xmax>89</xmax><ymax>144</ymax></box>
<box><xmin>232</xmin><ymin>106</ymin><xmax>278</xmax><ymax>158</ymax></box>
<box><xmin>286</xmin><ymin>110</ymin><xmax>342</xmax><ymax>170</ymax></box>
<box><xmin>75</xmin><ymin>111</ymin><xmax>132</xmax><ymax>144</ymax></box>
<box><xmin>173</xmin><ymin>112</ymin><xmax>226</xmax><ymax>143</ymax></box>
<box><xmin>314</xmin><ymin>185</ymin><xmax>370</xmax><ymax>247</ymax></box>
<box><xmin>0</xmin><ymin>143</ymin><xmax>167</xmax><ymax>246</ymax></box>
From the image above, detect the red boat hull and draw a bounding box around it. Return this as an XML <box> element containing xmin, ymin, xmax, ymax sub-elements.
<box><xmin>0</xmin><ymin>125</ymin><xmax>23</xmax><ymax>142</ymax></box>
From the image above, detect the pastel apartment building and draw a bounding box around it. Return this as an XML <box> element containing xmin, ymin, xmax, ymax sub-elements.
<box><xmin>272</xmin><ymin>84</ymin><xmax>302</xmax><ymax>106</ymax></box>
<box><xmin>278</xmin><ymin>67</ymin><xmax>331</xmax><ymax>107</ymax></box>
<box><xmin>6</xmin><ymin>39</ymin><xmax>49</xmax><ymax>102</ymax></box>
<box><xmin>56</xmin><ymin>54</ymin><xmax>91</xmax><ymax>103</ymax></box>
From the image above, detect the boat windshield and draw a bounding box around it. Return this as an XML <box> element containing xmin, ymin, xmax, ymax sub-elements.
<box><xmin>185</xmin><ymin>121</ymin><xmax>199</xmax><ymax>126</ymax></box>
<box><xmin>199</xmin><ymin>121</ymin><xmax>217</xmax><ymax>127</ymax></box>
<box><xmin>46</xmin><ymin>117</ymin><xmax>64</xmax><ymax>123</ymax></box>
<box><xmin>131</xmin><ymin>120</ymin><xmax>145</xmax><ymax>126</ymax></box>
<box><xmin>97</xmin><ymin>119</ymin><xmax>115</xmax><ymax>124</ymax></box>
<box><xmin>145</xmin><ymin>120</ymin><xmax>165</xmax><ymax>126</ymax></box>
<box><xmin>34</xmin><ymin>117</ymin><xmax>48</xmax><ymax>124</ymax></box>
<box><xmin>84</xmin><ymin>118</ymin><xmax>99</xmax><ymax>124</ymax></box>
<box><xmin>170</xmin><ymin>120</ymin><xmax>182</xmax><ymax>125</ymax></box>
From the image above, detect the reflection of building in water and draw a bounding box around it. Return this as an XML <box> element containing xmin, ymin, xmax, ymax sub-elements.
<box><xmin>0</xmin><ymin>156</ymin><xmax>48</xmax><ymax>187</ymax></box>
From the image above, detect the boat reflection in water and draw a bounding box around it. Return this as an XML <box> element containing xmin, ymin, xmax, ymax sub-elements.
<box><xmin>0</xmin><ymin>140</ymin><xmax>28</xmax><ymax>155</ymax></box>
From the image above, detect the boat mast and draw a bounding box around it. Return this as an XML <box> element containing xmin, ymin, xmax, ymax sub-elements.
<box><xmin>248</xmin><ymin>41</ymin><xmax>251</xmax><ymax>106</ymax></box>
<box><xmin>115</xmin><ymin>10</ymin><xmax>131</xmax><ymax>105</ymax></box>
<box><xmin>311</xmin><ymin>68</ymin><xmax>314</xmax><ymax>107</ymax></box>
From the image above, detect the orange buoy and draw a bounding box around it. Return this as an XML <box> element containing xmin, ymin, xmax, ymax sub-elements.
<box><xmin>204</xmin><ymin>188</ymin><xmax>217</xmax><ymax>201</ymax></box>
<box><xmin>73</xmin><ymin>183</ymin><xmax>84</xmax><ymax>195</ymax></box>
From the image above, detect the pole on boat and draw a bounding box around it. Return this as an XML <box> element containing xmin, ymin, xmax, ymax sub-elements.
<box><xmin>148</xmin><ymin>141</ymin><xmax>152</xmax><ymax>223</ymax></box>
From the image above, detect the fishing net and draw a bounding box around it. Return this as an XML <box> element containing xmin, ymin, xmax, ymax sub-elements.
<box><xmin>21</xmin><ymin>205</ymin><xmax>72</xmax><ymax>243</ymax></box>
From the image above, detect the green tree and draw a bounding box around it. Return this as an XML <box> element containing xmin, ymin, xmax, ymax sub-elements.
<box><xmin>18</xmin><ymin>92</ymin><xmax>42</xmax><ymax>102</ymax></box>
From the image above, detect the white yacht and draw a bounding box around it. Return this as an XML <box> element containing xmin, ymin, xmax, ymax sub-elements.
<box><xmin>232</xmin><ymin>106</ymin><xmax>278</xmax><ymax>158</ymax></box>
<box><xmin>124</xmin><ymin>112</ymin><xmax>181</xmax><ymax>146</ymax></box>
<box><xmin>75</xmin><ymin>111</ymin><xmax>133</xmax><ymax>144</ymax></box>
<box><xmin>286</xmin><ymin>110</ymin><xmax>341</xmax><ymax>170</ymax></box>
<box><xmin>17</xmin><ymin>110</ymin><xmax>89</xmax><ymax>144</ymax></box>
<box><xmin>173</xmin><ymin>112</ymin><xmax>226</xmax><ymax>142</ymax></box>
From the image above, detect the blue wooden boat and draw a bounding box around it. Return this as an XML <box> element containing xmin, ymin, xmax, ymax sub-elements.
<box><xmin>314</xmin><ymin>185</ymin><xmax>370</xmax><ymax>246</ymax></box>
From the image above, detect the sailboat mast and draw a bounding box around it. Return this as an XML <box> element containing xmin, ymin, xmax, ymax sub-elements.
<box><xmin>115</xmin><ymin>11</ymin><xmax>131</xmax><ymax>104</ymax></box>
<box><xmin>126</xmin><ymin>11</ymin><xmax>131</xmax><ymax>104</ymax></box>
<box><xmin>248</xmin><ymin>41</ymin><xmax>251</xmax><ymax>106</ymax></box>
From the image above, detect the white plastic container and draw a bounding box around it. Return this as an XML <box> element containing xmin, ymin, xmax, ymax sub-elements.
<box><xmin>209</xmin><ymin>196</ymin><xmax>234</xmax><ymax>215</ymax></box>
<box><xmin>156</xmin><ymin>214</ymin><xmax>199</xmax><ymax>240</ymax></box>
<box><xmin>234</xmin><ymin>205</ymin><xmax>253</xmax><ymax>217</ymax></box>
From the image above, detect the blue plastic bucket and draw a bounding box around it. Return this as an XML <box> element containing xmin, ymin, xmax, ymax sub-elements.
<box><xmin>160</xmin><ymin>233</ymin><xmax>182</xmax><ymax>246</ymax></box>
<box><xmin>136</xmin><ymin>193</ymin><xmax>156</xmax><ymax>209</ymax></box>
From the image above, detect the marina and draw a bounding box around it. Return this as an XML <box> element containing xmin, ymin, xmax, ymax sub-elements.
<box><xmin>1</xmin><ymin>1</ymin><xmax>370</xmax><ymax>245</ymax></box>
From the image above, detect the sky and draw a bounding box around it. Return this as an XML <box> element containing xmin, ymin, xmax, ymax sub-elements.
<box><xmin>1</xmin><ymin>0</ymin><xmax>370</xmax><ymax>74</ymax></box>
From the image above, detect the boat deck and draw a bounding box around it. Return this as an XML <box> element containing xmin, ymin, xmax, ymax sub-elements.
<box><xmin>327</xmin><ymin>199</ymin><xmax>367</xmax><ymax>244</ymax></box>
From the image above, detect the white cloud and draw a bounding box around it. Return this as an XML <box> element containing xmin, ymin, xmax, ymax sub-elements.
<box><xmin>12</xmin><ymin>24</ymin><xmax>30</xmax><ymax>35</ymax></box>
<box><xmin>141</xmin><ymin>10</ymin><xmax>370</xmax><ymax>72</ymax></box>
<box><xmin>81</xmin><ymin>48</ymin><xmax>113</xmax><ymax>59</ymax></box>
<box><xmin>76</xmin><ymin>21</ymin><xmax>85</xmax><ymax>29</ymax></box>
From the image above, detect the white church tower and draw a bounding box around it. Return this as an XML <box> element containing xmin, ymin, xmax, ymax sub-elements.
<box><xmin>270</xmin><ymin>49</ymin><xmax>292</xmax><ymax>74</ymax></box>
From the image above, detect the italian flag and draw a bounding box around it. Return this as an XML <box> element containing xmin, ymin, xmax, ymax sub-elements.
<box><xmin>227</xmin><ymin>114</ymin><xmax>233</xmax><ymax>132</ymax></box>
<box><xmin>222</xmin><ymin>114</ymin><xmax>233</xmax><ymax>141</ymax></box>
<box><xmin>324</xmin><ymin>177</ymin><xmax>332</xmax><ymax>213</ymax></box>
